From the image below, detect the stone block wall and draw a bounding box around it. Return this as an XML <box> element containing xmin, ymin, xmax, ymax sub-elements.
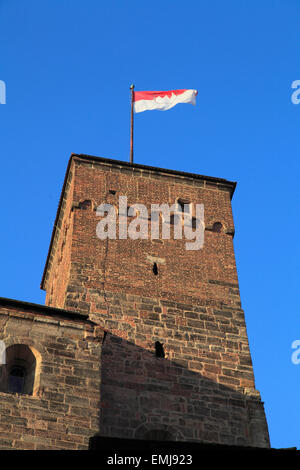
<box><xmin>0</xmin><ymin>299</ymin><xmax>103</xmax><ymax>450</ymax></box>
<box><xmin>98</xmin><ymin>293</ymin><xmax>270</xmax><ymax>447</ymax></box>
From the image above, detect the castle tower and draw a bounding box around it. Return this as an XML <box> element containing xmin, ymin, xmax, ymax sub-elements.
<box><xmin>41</xmin><ymin>153</ymin><xmax>270</xmax><ymax>447</ymax></box>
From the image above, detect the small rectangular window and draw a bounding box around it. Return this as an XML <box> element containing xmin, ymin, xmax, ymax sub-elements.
<box><xmin>177</xmin><ymin>198</ymin><xmax>190</xmax><ymax>213</ymax></box>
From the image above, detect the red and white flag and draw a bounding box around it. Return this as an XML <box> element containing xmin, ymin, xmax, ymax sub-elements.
<box><xmin>133</xmin><ymin>89</ymin><xmax>198</xmax><ymax>113</ymax></box>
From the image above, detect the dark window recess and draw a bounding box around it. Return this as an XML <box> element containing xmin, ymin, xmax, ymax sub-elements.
<box><xmin>153</xmin><ymin>262</ymin><xmax>158</xmax><ymax>275</ymax></box>
<box><xmin>191</xmin><ymin>217</ymin><xmax>197</xmax><ymax>229</ymax></box>
<box><xmin>1</xmin><ymin>344</ymin><xmax>38</xmax><ymax>396</ymax></box>
<box><xmin>8</xmin><ymin>366</ymin><xmax>25</xmax><ymax>394</ymax></box>
<box><xmin>155</xmin><ymin>341</ymin><xmax>165</xmax><ymax>358</ymax></box>
<box><xmin>78</xmin><ymin>200</ymin><xmax>92</xmax><ymax>210</ymax></box>
<box><xmin>212</xmin><ymin>222</ymin><xmax>223</xmax><ymax>233</ymax></box>
<box><xmin>170</xmin><ymin>214</ymin><xmax>180</xmax><ymax>225</ymax></box>
<box><xmin>109</xmin><ymin>190</ymin><xmax>116</xmax><ymax>195</ymax></box>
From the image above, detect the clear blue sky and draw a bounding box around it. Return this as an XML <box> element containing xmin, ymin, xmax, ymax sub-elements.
<box><xmin>0</xmin><ymin>0</ymin><xmax>299</xmax><ymax>449</ymax></box>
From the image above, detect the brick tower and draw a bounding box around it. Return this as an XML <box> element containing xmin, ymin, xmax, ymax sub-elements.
<box><xmin>41</xmin><ymin>153</ymin><xmax>270</xmax><ymax>447</ymax></box>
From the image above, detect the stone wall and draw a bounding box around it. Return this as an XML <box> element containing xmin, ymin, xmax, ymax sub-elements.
<box><xmin>98</xmin><ymin>293</ymin><xmax>270</xmax><ymax>447</ymax></box>
<box><xmin>0</xmin><ymin>300</ymin><xmax>103</xmax><ymax>450</ymax></box>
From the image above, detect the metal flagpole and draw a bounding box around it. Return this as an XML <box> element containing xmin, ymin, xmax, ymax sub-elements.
<box><xmin>130</xmin><ymin>84</ymin><xmax>134</xmax><ymax>163</ymax></box>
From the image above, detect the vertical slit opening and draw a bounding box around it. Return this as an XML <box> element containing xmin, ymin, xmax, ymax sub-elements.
<box><xmin>102</xmin><ymin>331</ymin><xmax>107</xmax><ymax>344</ymax></box>
<box><xmin>155</xmin><ymin>341</ymin><xmax>165</xmax><ymax>358</ymax></box>
<box><xmin>153</xmin><ymin>263</ymin><xmax>158</xmax><ymax>275</ymax></box>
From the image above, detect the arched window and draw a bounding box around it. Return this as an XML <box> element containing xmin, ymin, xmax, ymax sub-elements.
<box><xmin>212</xmin><ymin>222</ymin><xmax>223</xmax><ymax>233</ymax></box>
<box><xmin>0</xmin><ymin>344</ymin><xmax>41</xmax><ymax>396</ymax></box>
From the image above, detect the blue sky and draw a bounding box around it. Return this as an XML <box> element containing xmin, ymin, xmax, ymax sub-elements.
<box><xmin>0</xmin><ymin>0</ymin><xmax>299</xmax><ymax>449</ymax></box>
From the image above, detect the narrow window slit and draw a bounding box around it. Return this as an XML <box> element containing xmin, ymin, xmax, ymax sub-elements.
<box><xmin>155</xmin><ymin>341</ymin><xmax>165</xmax><ymax>358</ymax></box>
<box><xmin>102</xmin><ymin>331</ymin><xmax>107</xmax><ymax>344</ymax></box>
<box><xmin>153</xmin><ymin>263</ymin><xmax>158</xmax><ymax>275</ymax></box>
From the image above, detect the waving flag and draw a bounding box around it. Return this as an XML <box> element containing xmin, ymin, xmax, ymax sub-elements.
<box><xmin>129</xmin><ymin>86</ymin><xmax>198</xmax><ymax>163</ymax></box>
<box><xmin>133</xmin><ymin>89</ymin><xmax>198</xmax><ymax>113</ymax></box>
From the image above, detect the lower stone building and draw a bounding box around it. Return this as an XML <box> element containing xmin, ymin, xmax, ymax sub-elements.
<box><xmin>0</xmin><ymin>298</ymin><xmax>103</xmax><ymax>449</ymax></box>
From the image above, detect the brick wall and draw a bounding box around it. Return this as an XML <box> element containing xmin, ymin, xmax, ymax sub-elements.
<box><xmin>43</xmin><ymin>156</ymin><xmax>239</xmax><ymax>310</ymax></box>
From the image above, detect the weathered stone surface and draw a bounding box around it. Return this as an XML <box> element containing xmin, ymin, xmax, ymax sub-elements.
<box><xmin>0</xmin><ymin>305</ymin><xmax>102</xmax><ymax>450</ymax></box>
<box><xmin>0</xmin><ymin>155</ymin><xmax>270</xmax><ymax>449</ymax></box>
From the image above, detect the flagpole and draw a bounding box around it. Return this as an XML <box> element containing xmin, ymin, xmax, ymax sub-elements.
<box><xmin>130</xmin><ymin>84</ymin><xmax>134</xmax><ymax>163</ymax></box>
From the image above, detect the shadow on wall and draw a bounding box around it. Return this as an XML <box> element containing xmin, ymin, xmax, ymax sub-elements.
<box><xmin>96</xmin><ymin>333</ymin><xmax>270</xmax><ymax>448</ymax></box>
